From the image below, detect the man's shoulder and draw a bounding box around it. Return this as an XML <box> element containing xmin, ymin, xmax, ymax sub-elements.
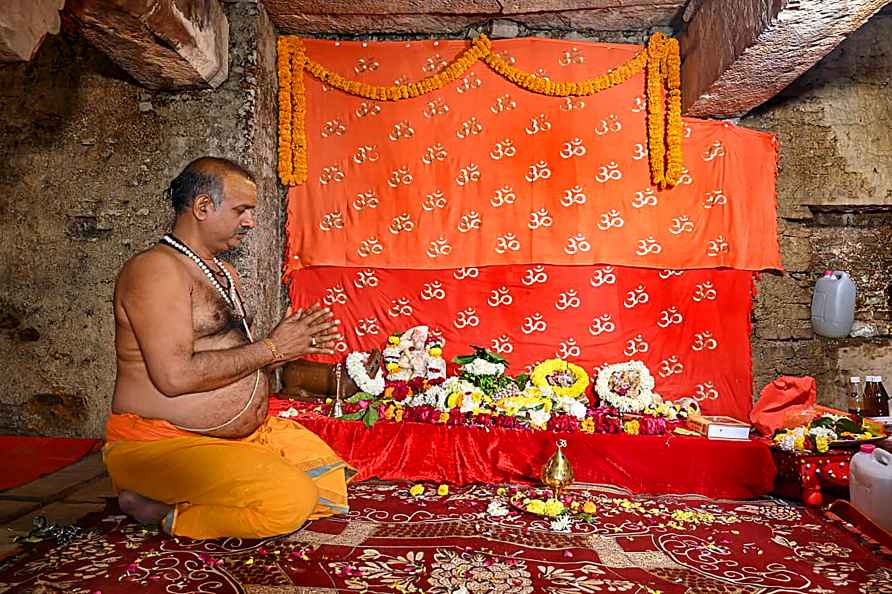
<box><xmin>117</xmin><ymin>245</ymin><xmax>188</xmax><ymax>290</ymax></box>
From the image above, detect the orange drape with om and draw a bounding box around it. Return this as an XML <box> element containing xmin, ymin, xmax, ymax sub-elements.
<box><xmin>284</xmin><ymin>38</ymin><xmax>780</xmax><ymax>274</ymax></box>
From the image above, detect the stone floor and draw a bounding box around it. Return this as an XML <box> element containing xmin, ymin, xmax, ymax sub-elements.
<box><xmin>0</xmin><ymin>453</ymin><xmax>113</xmax><ymax>560</ymax></box>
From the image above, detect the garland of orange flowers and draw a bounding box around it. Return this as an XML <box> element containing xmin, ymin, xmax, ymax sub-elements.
<box><xmin>277</xmin><ymin>33</ymin><xmax>682</xmax><ymax>188</ymax></box>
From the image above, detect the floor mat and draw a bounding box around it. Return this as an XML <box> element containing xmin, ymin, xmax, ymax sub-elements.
<box><xmin>0</xmin><ymin>436</ymin><xmax>101</xmax><ymax>491</ymax></box>
<box><xmin>1</xmin><ymin>482</ymin><xmax>890</xmax><ymax>593</ymax></box>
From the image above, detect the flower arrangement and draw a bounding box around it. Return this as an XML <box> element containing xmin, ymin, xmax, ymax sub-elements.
<box><xmin>595</xmin><ymin>360</ymin><xmax>656</xmax><ymax>413</ymax></box>
<box><xmin>772</xmin><ymin>414</ymin><xmax>885</xmax><ymax>453</ymax></box>
<box><xmin>345</xmin><ymin>351</ymin><xmax>385</xmax><ymax>396</ymax></box>
<box><xmin>530</xmin><ymin>359</ymin><xmax>590</xmax><ymax>400</ymax></box>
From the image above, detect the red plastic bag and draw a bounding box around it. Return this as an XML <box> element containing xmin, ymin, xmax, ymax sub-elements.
<box><xmin>750</xmin><ymin>376</ymin><xmax>818</xmax><ymax>436</ymax></box>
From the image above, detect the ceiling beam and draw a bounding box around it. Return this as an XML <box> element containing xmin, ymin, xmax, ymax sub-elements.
<box><xmin>0</xmin><ymin>0</ymin><xmax>65</xmax><ymax>62</ymax></box>
<box><xmin>64</xmin><ymin>0</ymin><xmax>229</xmax><ymax>90</ymax></box>
<box><xmin>680</xmin><ymin>0</ymin><xmax>892</xmax><ymax>117</ymax></box>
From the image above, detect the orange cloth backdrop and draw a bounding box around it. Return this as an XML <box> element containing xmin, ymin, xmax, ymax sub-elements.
<box><xmin>285</xmin><ymin>38</ymin><xmax>780</xmax><ymax>274</ymax></box>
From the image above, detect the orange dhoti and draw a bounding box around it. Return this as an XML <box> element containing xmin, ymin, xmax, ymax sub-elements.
<box><xmin>103</xmin><ymin>414</ymin><xmax>352</xmax><ymax>540</ymax></box>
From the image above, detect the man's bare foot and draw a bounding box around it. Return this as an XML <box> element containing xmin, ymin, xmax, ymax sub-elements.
<box><xmin>118</xmin><ymin>491</ymin><xmax>172</xmax><ymax>526</ymax></box>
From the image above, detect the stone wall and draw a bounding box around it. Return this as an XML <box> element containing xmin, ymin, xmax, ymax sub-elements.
<box><xmin>744</xmin><ymin>9</ymin><xmax>892</xmax><ymax>409</ymax></box>
<box><xmin>0</xmin><ymin>1</ymin><xmax>281</xmax><ymax>438</ymax></box>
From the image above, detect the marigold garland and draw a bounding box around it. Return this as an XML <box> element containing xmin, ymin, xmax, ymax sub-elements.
<box><xmin>276</xmin><ymin>33</ymin><xmax>682</xmax><ymax>188</ymax></box>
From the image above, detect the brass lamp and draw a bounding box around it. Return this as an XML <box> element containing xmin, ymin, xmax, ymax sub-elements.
<box><xmin>541</xmin><ymin>439</ymin><xmax>574</xmax><ymax>498</ymax></box>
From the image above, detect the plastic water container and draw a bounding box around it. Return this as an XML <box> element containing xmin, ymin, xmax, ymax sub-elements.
<box><xmin>811</xmin><ymin>271</ymin><xmax>856</xmax><ymax>337</ymax></box>
<box><xmin>850</xmin><ymin>444</ymin><xmax>892</xmax><ymax>533</ymax></box>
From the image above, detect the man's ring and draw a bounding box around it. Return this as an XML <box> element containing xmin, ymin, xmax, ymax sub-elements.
<box><xmin>310</xmin><ymin>336</ymin><xmax>316</xmax><ymax>347</ymax></box>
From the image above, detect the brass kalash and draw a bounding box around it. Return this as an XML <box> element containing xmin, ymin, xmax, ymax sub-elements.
<box><xmin>541</xmin><ymin>439</ymin><xmax>575</xmax><ymax>498</ymax></box>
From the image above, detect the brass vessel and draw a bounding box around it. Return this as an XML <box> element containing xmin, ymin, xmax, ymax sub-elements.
<box><xmin>541</xmin><ymin>439</ymin><xmax>574</xmax><ymax>498</ymax></box>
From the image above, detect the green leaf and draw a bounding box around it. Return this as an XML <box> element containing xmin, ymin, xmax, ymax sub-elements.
<box><xmin>339</xmin><ymin>411</ymin><xmax>365</xmax><ymax>421</ymax></box>
<box><xmin>345</xmin><ymin>391</ymin><xmax>374</xmax><ymax>404</ymax></box>
<box><xmin>514</xmin><ymin>374</ymin><xmax>529</xmax><ymax>389</ymax></box>
<box><xmin>835</xmin><ymin>417</ymin><xmax>861</xmax><ymax>435</ymax></box>
<box><xmin>452</xmin><ymin>355</ymin><xmax>478</xmax><ymax>365</ymax></box>
<box><xmin>363</xmin><ymin>406</ymin><xmax>380</xmax><ymax>428</ymax></box>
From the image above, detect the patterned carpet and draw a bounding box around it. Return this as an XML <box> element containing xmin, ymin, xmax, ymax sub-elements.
<box><xmin>1</xmin><ymin>482</ymin><xmax>890</xmax><ymax>594</ymax></box>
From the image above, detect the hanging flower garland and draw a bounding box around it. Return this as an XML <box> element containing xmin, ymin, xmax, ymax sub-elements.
<box><xmin>276</xmin><ymin>33</ymin><xmax>682</xmax><ymax>188</ymax></box>
<box><xmin>595</xmin><ymin>360</ymin><xmax>656</xmax><ymax>413</ymax></box>
<box><xmin>530</xmin><ymin>359</ymin><xmax>590</xmax><ymax>399</ymax></box>
<box><xmin>345</xmin><ymin>351</ymin><xmax>385</xmax><ymax>396</ymax></box>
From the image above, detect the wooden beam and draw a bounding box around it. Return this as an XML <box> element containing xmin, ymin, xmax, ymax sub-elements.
<box><xmin>0</xmin><ymin>0</ymin><xmax>65</xmax><ymax>62</ymax></box>
<box><xmin>680</xmin><ymin>0</ymin><xmax>892</xmax><ymax>117</ymax></box>
<box><xmin>65</xmin><ymin>0</ymin><xmax>229</xmax><ymax>90</ymax></box>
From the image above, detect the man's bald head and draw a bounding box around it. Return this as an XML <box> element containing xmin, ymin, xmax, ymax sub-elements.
<box><xmin>167</xmin><ymin>157</ymin><xmax>255</xmax><ymax>215</ymax></box>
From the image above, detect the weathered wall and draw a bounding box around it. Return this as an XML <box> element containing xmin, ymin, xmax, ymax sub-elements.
<box><xmin>745</xmin><ymin>9</ymin><xmax>892</xmax><ymax>409</ymax></box>
<box><xmin>0</xmin><ymin>1</ymin><xmax>281</xmax><ymax>438</ymax></box>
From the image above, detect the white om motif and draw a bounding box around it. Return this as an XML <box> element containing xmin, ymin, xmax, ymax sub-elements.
<box><xmin>353</xmin><ymin>191</ymin><xmax>379</xmax><ymax>211</ymax></box>
<box><xmin>560</xmin><ymin>97</ymin><xmax>585</xmax><ymax>111</ymax></box>
<box><xmin>389</xmin><ymin>213</ymin><xmax>415</xmax><ymax>235</ymax></box>
<box><xmin>352</xmin><ymin>145</ymin><xmax>379</xmax><ymax>164</ymax></box>
<box><xmin>426</xmin><ymin>236</ymin><xmax>452</xmax><ymax>258</ymax></box>
<box><xmin>704</xmin><ymin>189</ymin><xmax>727</xmax><ymax>209</ymax></box>
<box><xmin>557</xmin><ymin>338</ymin><xmax>581</xmax><ymax>359</ymax></box>
<box><xmin>319</xmin><ymin>210</ymin><xmax>344</xmax><ymax>232</ymax></box>
<box><xmin>387</xmin><ymin>166</ymin><xmax>413</xmax><ymax>188</ymax></box>
<box><xmin>555</xmin><ymin>289</ymin><xmax>581</xmax><ymax>311</ymax></box>
<box><xmin>319</xmin><ymin>165</ymin><xmax>344</xmax><ymax>185</ymax></box>
<box><xmin>558</xmin><ymin>47</ymin><xmax>584</xmax><ymax>66</ymax></box>
<box><xmin>456</xmin><ymin>116</ymin><xmax>484</xmax><ymax>139</ymax></box>
<box><xmin>588</xmin><ymin>314</ymin><xmax>616</xmax><ymax>336</ymax></box>
<box><xmin>703</xmin><ymin>140</ymin><xmax>725</xmax><ymax>161</ymax></box>
<box><xmin>422</xmin><ymin>143</ymin><xmax>448</xmax><ymax>165</ymax></box>
<box><xmin>707</xmin><ymin>235</ymin><xmax>730</xmax><ymax>257</ymax></box>
<box><xmin>353</xmin><ymin>57</ymin><xmax>379</xmax><ymax>74</ymax></box>
<box><xmin>354</xmin><ymin>102</ymin><xmax>381</xmax><ymax>118</ymax></box>
<box><xmin>624</xmin><ymin>285</ymin><xmax>649</xmax><ymax>308</ymax></box>
<box><xmin>658</xmin><ymin>356</ymin><xmax>684</xmax><ymax>378</ymax></box>
<box><xmin>594</xmin><ymin>114</ymin><xmax>622</xmax><ymax>136</ymax></box>
<box><xmin>677</xmin><ymin>167</ymin><xmax>693</xmax><ymax>185</ymax></box>
<box><xmin>353</xmin><ymin>269</ymin><xmax>379</xmax><ymax>289</ymax></box>
<box><xmin>491</xmin><ymin>334</ymin><xmax>513</xmax><ymax>354</ymax></box>
<box><xmin>521</xmin><ymin>265</ymin><xmax>548</xmax><ymax>286</ymax></box>
<box><xmin>334</xmin><ymin>340</ymin><xmax>348</xmax><ymax>354</ymax></box>
<box><xmin>657</xmin><ymin>306</ymin><xmax>684</xmax><ymax>328</ymax></box>
<box><xmin>528</xmin><ymin>208</ymin><xmax>553</xmax><ymax>230</ymax></box>
<box><xmin>525</xmin><ymin>113</ymin><xmax>552</xmax><ymax>135</ymax></box>
<box><xmin>458</xmin><ymin>211</ymin><xmax>482</xmax><ymax>233</ymax></box>
<box><xmin>323</xmin><ymin>285</ymin><xmax>347</xmax><ymax>306</ymax></box>
<box><xmin>321</xmin><ymin>119</ymin><xmax>346</xmax><ymax>137</ymax></box>
<box><xmin>357</xmin><ymin>237</ymin><xmax>384</xmax><ymax>258</ymax></box>
<box><xmin>561</xmin><ymin>186</ymin><xmax>587</xmax><ymax>207</ymax></box>
<box><xmin>355</xmin><ymin>317</ymin><xmax>381</xmax><ymax>337</ymax></box>
<box><xmin>490</xmin><ymin>186</ymin><xmax>516</xmax><ymax>208</ymax></box>
<box><xmin>658</xmin><ymin>269</ymin><xmax>684</xmax><ymax>279</ymax></box>
<box><xmin>692</xmin><ymin>331</ymin><xmax>718</xmax><ymax>351</ymax></box>
<box><xmin>495</xmin><ymin>233</ymin><xmax>520</xmax><ymax>254</ymax></box>
<box><xmin>490</xmin><ymin>94</ymin><xmax>517</xmax><ymax>114</ymax></box>
<box><xmin>693</xmin><ymin>281</ymin><xmax>717</xmax><ymax>302</ymax></box>
<box><xmin>422</xmin><ymin>190</ymin><xmax>447</xmax><ymax>211</ymax></box>
<box><xmin>597</xmin><ymin>209</ymin><xmax>624</xmax><ymax>231</ymax></box>
<box><xmin>632</xmin><ymin>187</ymin><xmax>658</xmax><ymax>208</ymax></box>
<box><xmin>423</xmin><ymin>54</ymin><xmax>448</xmax><ymax>74</ymax></box>
<box><xmin>624</xmin><ymin>334</ymin><xmax>649</xmax><ymax>356</ymax></box>
<box><xmin>521</xmin><ymin>313</ymin><xmax>548</xmax><ymax>335</ymax></box>
<box><xmin>525</xmin><ymin>161</ymin><xmax>552</xmax><ymax>182</ymax></box>
<box><xmin>695</xmin><ymin>382</ymin><xmax>719</xmax><ymax>402</ymax></box>
<box><xmin>631</xmin><ymin>95</ymin><xmax>646</xmax><ymax>113</ymax></box>
<box><xmin>420</xmin><ymin>281</ymin><xmax>446</xmax><ymax>301</ymax></box>
<box><xmin>453</xmin><ymin>307</ymin><xmax>480</xmax><ymax>329</ymax></box>
<box><xmin>632</xmin><ymin>143</ymin><xmax>648</xmax><ymax>161</ymax></box>
<box><xmin>456</xmin><ymin>72</ymin><xmax>482</xmax><ymax>93</ymax></box>
<box><xmin>490</xmin><ymin>139</ymin><xmax>517</xmax><ymax>160</ymax></box>
<box><xmin>636</xmin><ymin>237</ymin><xmax>663</xmax><ymax>256</ymax></box>
<box><xmin>456</xmin><ymin>163</ymin><xmax>481</xmax><ymax>186</ymax></box>
<box><xmin>387</xmin><ymin>297</ymin><xmax>414</xmax><ymax>318</ymax></box>
<box><xmin>423</xmin><ymin>97</ymin><xmax>449</xmax><ymax>118</ymax></box>
<box><xmin>559</xmin><ymin>138</ymin><xmax>586</xmax><ymax>159</ymax></box>
<box><xmin>590</xmin><ymin>266</ymin><xmax>616</xmax><ymax>287</ymax></box>
<box><xmin>488</xmin><ymin>286</ymin><xmax>513</xmax><ymax>307</ymax></box>
<box><xmin>669</xmin><ymin>216</ymin><xmax>695</xmax><ymax>235</ymax></box>
<box><xmin>564</xmin><ymin>233</ymin><xmax>592</xmax><ymax>255</ymax></box>
<box><xmin>388</xmin><ymin>121</ymin><xmax>415</xmax><ymax>141</ymax></box>
<box><xmin>595</xmin><ymin>162</ymin><xmax>622</xmax><ymax>183</ymax></box>
<box><xmin>453</xmin><ymin>267</ymin><xmax>479</xmax><ymax>280</ymax></box>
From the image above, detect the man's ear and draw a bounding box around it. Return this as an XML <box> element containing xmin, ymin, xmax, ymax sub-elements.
<box><xmin>192</xmin><ymin>194</ymin><xmax>215</xmax><ymax>220</ymax></box>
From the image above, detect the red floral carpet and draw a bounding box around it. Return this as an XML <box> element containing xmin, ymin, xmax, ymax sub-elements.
<box><xmin>2</xmin><ymin>482</ymin><xmax>890</xmax><ymax>594</ymax></box>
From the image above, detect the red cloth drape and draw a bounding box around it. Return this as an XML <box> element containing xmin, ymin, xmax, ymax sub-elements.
<box><xmin>289</xmin><ymin>265</ymin><xmax>755</xmax><ymax>419</ymax></box>
<box><xmin>270</xmin><ymin>400</ymin><xmax>776</xmax><ymax>499</ymax></box>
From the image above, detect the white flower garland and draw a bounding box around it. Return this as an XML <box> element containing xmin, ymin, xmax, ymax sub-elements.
<box><xmin>462</xmin><ymin>358</ymin><xmax>506</xmax><ymax>376</ymax></box>
<box><xmin>595</xmin><ymin>360</ymin><xmax>656</xmax><ymax>413</ymax></box>
<box><xmin>345</xmin><ymin>351</ymin><xmax>385</xmax><ymax>396</ymax></box>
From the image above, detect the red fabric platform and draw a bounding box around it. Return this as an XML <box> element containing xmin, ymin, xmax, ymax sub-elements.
<box><xmin>271</xmin><ymin>399</ymin><xmax>777</xmax><ymax>500</ymax></box>
<box><xmin>0</xmin><ymin>436</ymin><xmax>101</xmax><ymax>491</ymax></box>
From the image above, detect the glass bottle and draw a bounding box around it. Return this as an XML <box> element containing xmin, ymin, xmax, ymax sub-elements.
<box><xmin>848</xmin><ymin>376</ymin><xmax>864</xmax><ymax>416</ymax></box>
<box><xmin>863</xmin><ymin>376</ymin><xmax>889</xmax><ymax>418</ymax></box>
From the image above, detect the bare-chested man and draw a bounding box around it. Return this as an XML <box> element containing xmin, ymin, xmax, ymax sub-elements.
<box><xmin>104</xmin><ymin>157</ymin><xmax>352</xmax><ymax>540</ymax></box>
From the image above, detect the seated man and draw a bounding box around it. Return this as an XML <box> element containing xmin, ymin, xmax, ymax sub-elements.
<box><xmin>105</xmin><ymin>156</ymin><xmax>349</xmax><ymax>539</ymax></box>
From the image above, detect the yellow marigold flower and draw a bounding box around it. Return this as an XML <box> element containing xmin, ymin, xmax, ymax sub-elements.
<box><xmin>815</xmin><ymin>436</ymin><xmax>830</xmax><ymax>453</ymax></box>
<box><xmin>447</xmin><ymin>393</ymin><xmax>463</xmax><ymax>409</ymax></box>
<box><xmin>429</xmin><ymin>346</ymin><xmax>442</xmax><ymax>357</ymax></box>
<box><xmin>525</xmin><ymin>499</ymin><xmax>546</xmax><ymax>515</ymax></box>
<box><xmin>623</xmin><ymin>420</ymin><xmax>640</xmax><ymax>435</ymax></box>
<box><xmin>386</xmin><ymin>362</ymin><xmax>400</xmax><ymax>373</ymax></box>
<box><xmin>437</xmin><ymin>484</ymin><xmax>449</xmax><ymax>496</ymax></box>
<box><xmin>388</xmin><ymin>336</ymin><xmax>401</xmax><ymax>345</ymax></box>
<box><xmin>794</xmin><ymin>435</ymin><xmax>806</xmax><ymax>450</ymax></box>
<box><xmin>544</xmin><ymin>499</ymin><xmax>565</xmax><ymax>517</ymax></box>
<box><xmin>496</xmin><ymin>487</ymin><xmax>507</xmax><ymax>496</ymax></box>
<box><xmin>383</xmin><ymin>405</ymin><xmax>395</xmax><ymax>421</ymax></box>
<box><xmin>583</xmin><ymin>501</ymin><xmax>597</xmax><ymax>514</ymax></box>
<box><xmin>394</xmin><ymin>408</ymin><xmax>404</xmax><ymax>423</ymax></box>
<box><xmin>438</xmin><ymin>412</ymin><xmax>450</xmax><ymax>423</ymax></box>
<box><xmin>409</xmin><ymin>484</ymin><xmax>424</xmax><ymax>496</ymax></box>
<box><xmin>581</xmin><ymin>418</ymin><xmax>596</xmax><ymax>434</ymax></box>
